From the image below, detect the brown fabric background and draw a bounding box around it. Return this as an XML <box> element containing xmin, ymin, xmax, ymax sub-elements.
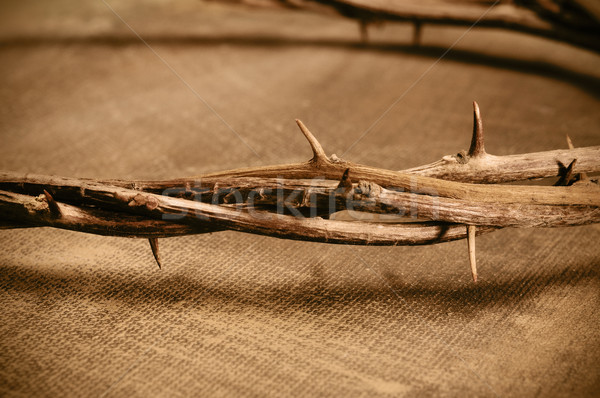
<box><xmin>0</xmin><ymin>1</ymin><xmax>599</xmax><ymax>397</ymax></box>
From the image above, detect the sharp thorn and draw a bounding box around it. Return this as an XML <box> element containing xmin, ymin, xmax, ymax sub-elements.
<box><xmin>468</xmin><ymin>101</ymin><xmax>486</xmax><ymax>158</ymax></box>
<box><xmin>336</xmin><ymin>168</ymin><xmax>353</xmax><ymax>193</ymax></box>
<box><xmin>43</xmin><ymin>189</ymin><xmax>62</xmax><ymax>217</ymax></box>
<box><xmin>295</xmin><ymin>119</ymin><xmax>328</xmax><ymax>163</ymax></box>
<box><xmin>555</xmin><ymin>159</ymin><xmax>577</xmax><ymax>186</ymax></box>
<box><xmin>148</xmin><ymin>238</ymin><xmax>162</xmax><ymax>269</ymax></box>
<box><xmin>564</xmin><ymin>159</ymin><xmax>576</xmax><ymax>185</ymax></box>
<box><xmin>467</xmin><ymin>225</ymin><xmax>477</xmax><ymax>282</ymax></box>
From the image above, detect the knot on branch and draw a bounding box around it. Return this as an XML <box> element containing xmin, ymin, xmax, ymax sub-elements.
<box><xmin>126</xmin><ymin>193</ymin><xmax>159</xmax><ymax>211</ymax></box>
<box><xmin>454</xmin><ymin>150</ymin><xmax>469</xmax><ymax>164</ymax></box>
<box><xmin>27</xmin><ymin>194</ymin><xmax>51</xmax><ymax>215</ymax></box>
<box><xmin>355</xmin><ymin>180</ymin><xmax>382</xmax><ymax>199</ymax></box>
<box><xmin>329</xmin><ymin>154</ymin><xmax>345</xmax><ymax>164</ymax></box>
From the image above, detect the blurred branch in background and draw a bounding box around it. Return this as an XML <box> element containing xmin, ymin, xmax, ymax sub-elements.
<box><xmin>215</xmin><ymin>0</ymin><xmax>600</xmax><ymax>51</ymax></box>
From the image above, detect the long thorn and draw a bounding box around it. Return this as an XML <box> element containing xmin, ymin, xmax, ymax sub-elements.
<box><xmin>467</xmin><ymin>225</ymin><xmax>477</xmax><ymax>282</ymax></box>
<box><xmin>295</xmin><ymin>119</ymin><xmax>328</xmax><ymax>163</ymax></box>
<box><xmin>43</xmin><ymin>189</ymin><xmax>62</xmax><ymax>218</ymax></box>
<box><xmin>148</xmin><ymin>238</ymin><xmax>162</xmax><ymax>269</ymax></box>
<box><xmin>468</xmin><ymin>101</ymin><xmax>486</xmax><ymax>158</ymax></box>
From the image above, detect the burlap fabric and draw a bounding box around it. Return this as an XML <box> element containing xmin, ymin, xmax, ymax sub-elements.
<box><xmin>0</xmin><ymin>1</ymin><xmax>599</xmax><ymax>397</ymax></box>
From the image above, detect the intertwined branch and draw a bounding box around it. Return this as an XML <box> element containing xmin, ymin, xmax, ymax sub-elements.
<box><xmin>1</xmin><ymin>102</ymin><xmax>598</xmax><ymax>281</ymax></box>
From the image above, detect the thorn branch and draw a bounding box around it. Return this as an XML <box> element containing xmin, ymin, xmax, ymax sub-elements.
<box><xmin>468</xmin><ymin>101</ymin><xmax>486</xmax><ymax>158</ymax></box>
<box><xmin>296</xmin><ymin>119</ymin><xmax>328</xmax><ymax>163</ymax></box>
<box><xmin>467</xmin><ymin>225</ymin><xmax>477</xmax><ymax>282</ymax></box>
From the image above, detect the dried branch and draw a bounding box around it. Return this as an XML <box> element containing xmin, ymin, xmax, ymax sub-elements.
<box><xmin>90</xmin><ymin>110</ymin><xmax>600</xmax><ymax>203</ymax></box>
<box><xmin>0</xmin><ymin>190</ymin><xmax>219</xmax><ymax>238</ymax></box>
<box><xmin>403</xmin><ymin>102</ymin><xmax>600</xmax><ymax>183</ymax></box>
<box><xmin>0</xmin><ymin>184</ymin><xmax>495</xmax><ymax>246</ymax></box>
<box><xmin>1</xmin><ymin>102</ymin><xmax>598</xmax><ymax>279</ymax></box>
<box><xmin>3</xmin><ymin>171</ymin><xmax>598</xmax><ymax>229</ymax></box>
<box><xmin>220</xmin><ymin>0</ymin><xmax>600</xmax><ymax>52</ymax></box>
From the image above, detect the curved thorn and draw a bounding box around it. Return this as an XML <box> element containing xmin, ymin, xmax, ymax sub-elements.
<box><xmin>467</xmin><ymin>225</ymin><xmax>477</xmax><ymax>282</ymax></box>
<box><xmin>468</xmin><ymin>101</ymin><xmax>486</xmax><ymax>158</ymax></box>
<box><xmin>43</xmin><ymin>189</ymin><xmax>62</xmax><ymax>217</ymax></box>
<box><xmin>148</xmin><ymin>238</ymin><xmax>162</xmax><ymax>269</ymax></box>
<box><xmin>295</xmin><ymin>119</ymin><xmax>328</xmax><ymax>163</ymax></box>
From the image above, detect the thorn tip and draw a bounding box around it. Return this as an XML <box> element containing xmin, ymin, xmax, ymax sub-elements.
<box><xmin>148</xmin><ymin>238</ymin><xmax>162</xmax><ymax>269</ymax></box>
<box><xmin>467</xmin><ymin>225</ymin><xmax>477</xmax><ymax>282</ymax></box>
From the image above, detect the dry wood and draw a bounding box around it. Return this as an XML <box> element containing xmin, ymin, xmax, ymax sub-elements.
<box><xmin>0</xmin><ymin>102</ymin><xmax>598</xmax><ymax>275</ymax></box>
<box><xmin>84</xmin><ymin>105</ymin><xmax>600</xmax><ymax>198</ymax></box>
<box><xmin>1</xmin><ymin>103</ymin><xmax>599</xmax><ymax>232</ymax></box>
<box><xmin>404</xmin><ymin>147</ymin><xmax>600</xmax><ymax>183</ymax></box>
<box><xmin>405</xmin><ymin>103</ymin><xmax>600</xmax><ymax>183</ymax></box>
<box><xmin>3</xmin><ymin>171</ymin><xmax>598</xmax><ymax>229</ymax></box>
<box><xmin>0</xmin><ymin>185</ymin><xmax>495</xmax><ymax>246</ymax></box>
<box><xmin>0</xmin><ymin>190</ymin><xmax>218</xmax><ymax>238</ymax></box>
